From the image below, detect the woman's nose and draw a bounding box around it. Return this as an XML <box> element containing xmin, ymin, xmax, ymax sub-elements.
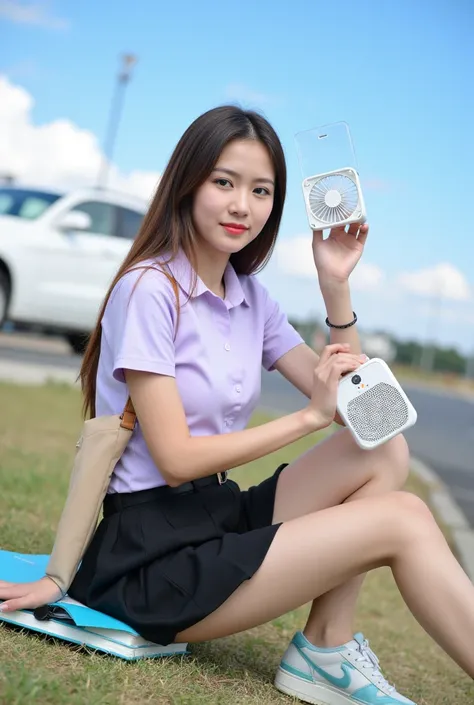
<box><xmin>229</xmin><ymin>190</ymin><xmax>249</xmax><ymax>215</ymax></box>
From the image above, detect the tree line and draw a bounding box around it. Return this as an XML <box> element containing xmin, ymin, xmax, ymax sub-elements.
<box><xmin>289</xmin><ymin>318</ymin><xmax>471</xmax><ymax>377</ymax></box>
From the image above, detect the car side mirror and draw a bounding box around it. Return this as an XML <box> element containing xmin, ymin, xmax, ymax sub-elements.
<box><xmin>56</xmin><ymin>210</ymin><xmax>92</xmax><ymax>232</ymax></box>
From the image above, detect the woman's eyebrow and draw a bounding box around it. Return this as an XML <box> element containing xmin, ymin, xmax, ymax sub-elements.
<box><xmin>212</xmin><ymin>167</ymin><xmax>275</xmax><ymax>185</ymax></box>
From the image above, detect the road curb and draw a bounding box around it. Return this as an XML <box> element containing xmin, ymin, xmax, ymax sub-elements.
<box><xmin>410</xmin><ymin>457</ymin><xmax>474</xmax><ymax>581</ymax></box>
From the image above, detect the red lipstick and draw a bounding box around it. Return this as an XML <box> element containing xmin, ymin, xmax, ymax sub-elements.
<box><xmin>221</xmin><ymin>222</ymin><xmax>249</xmax><ymax>236</ymax></box>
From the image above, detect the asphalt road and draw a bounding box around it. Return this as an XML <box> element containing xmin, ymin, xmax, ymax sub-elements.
<box><xmin>260</xmin><ymin>369</ymin><xmax>474</xmax><ymax>525</ymax></box>
<box><xmin>1</xmin><ymin>334</ymin><xmax>473</xmax><ymax>525</ymax></box>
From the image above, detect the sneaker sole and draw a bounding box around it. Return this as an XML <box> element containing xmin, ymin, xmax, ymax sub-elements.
<box><xmin>275</xmin><ymin>667</ymin><xmax>362</xmax><ymax>705</ymax></box>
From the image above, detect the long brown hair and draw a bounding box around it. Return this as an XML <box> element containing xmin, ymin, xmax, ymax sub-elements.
<box><xmin>80</xmin><ymin>104</ymin><xmax>287</xmax><ymax>418</ymax></box>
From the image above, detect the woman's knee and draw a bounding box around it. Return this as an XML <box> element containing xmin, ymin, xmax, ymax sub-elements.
<box><xmin>370</xmin><ymin>434</ymin><xmax>410</xmax><ymax>490</ymax></box>
<box><xmin>385</xmin><ymin>490</ymin><xmax>438</xmax><ymax>542</ymax></box>
<box><xmin>339</xmin><ymin>427</ymin><xmax>410</xmax><ymax>489</ymax></box>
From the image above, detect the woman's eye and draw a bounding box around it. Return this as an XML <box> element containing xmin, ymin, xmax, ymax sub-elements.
<box><xmin>214</xmin><ymin>178</ymin><xmax>231</xmax><ymax>187</ymax></box>
<box><xmin>254</xmin><ymin>187</ymin><xmax>271</xmax><ymax>196</ymax></box>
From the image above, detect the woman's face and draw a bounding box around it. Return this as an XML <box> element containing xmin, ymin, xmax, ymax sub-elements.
<box><xmin>192</xmin><ymin>139</ymin><xmax>275</xmax><ymax>257</ymax></box>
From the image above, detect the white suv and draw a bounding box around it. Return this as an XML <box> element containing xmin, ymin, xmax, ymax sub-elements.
<box><xmin>0</xmin><ymin>185</ymin><xmax>147</xmax><ymax>353</ymax></box>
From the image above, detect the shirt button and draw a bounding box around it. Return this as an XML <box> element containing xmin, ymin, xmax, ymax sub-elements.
<box><xmin>235</xmin><ymin>385</ymin><xmax>241</xmax><ymax>393</ymax></box>
<box><xmin>224</xmin><ymin>343</ymin><xmax>231</xmax><ymax>351</ymax></box>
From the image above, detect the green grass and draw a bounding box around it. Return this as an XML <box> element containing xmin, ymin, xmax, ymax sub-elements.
<box><xmin>394</xmin><ymin>363</ymin><xmax>474</xmax><ymax>397</ymax></box>
<box><xmin>0</xmin><ymin>381</ymin><xmax>473</xmax><ymax>704</ymax></box>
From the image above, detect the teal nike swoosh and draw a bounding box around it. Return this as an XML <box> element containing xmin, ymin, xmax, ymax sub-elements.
<box><xmin>297</xmin><ymin>647</ymin><xmax>354</xmax><ymax>689</ymax></box>
<box><xmin>352</xmin><ymin>684</ymin><xmax>408</xmax><ymax>704</ymax></box>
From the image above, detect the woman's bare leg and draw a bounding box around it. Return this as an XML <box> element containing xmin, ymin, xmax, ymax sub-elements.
<box><xmin>272</xmin><ymin>429</ymin><xmax>410</xmax><ymax>645</ymax></box>
<box><xmin>175</xmin><ymin>491</ymin><xmax>474</xmax><ymax>677</ymax></box>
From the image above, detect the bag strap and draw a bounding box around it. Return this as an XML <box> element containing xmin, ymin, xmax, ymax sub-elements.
<box><xmin>120</xmin><ymin>397</ymin><xmax>136</xmax><ymax>431</ymax></box>
<box><xmin>118</xmin><ymin>264</ymin><xmax>180</xmax><ymax>433</ymax></box>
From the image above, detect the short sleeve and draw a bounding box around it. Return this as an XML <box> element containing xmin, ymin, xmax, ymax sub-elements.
<box><xmin>102</xmin><ymin>267</ymin><xmax>177</xmax><ymax>383</ymax></box>
<box><xmin>261</xmin><ymin>284</ymin><xmax>304</xmax><ymax>371</ymax></box>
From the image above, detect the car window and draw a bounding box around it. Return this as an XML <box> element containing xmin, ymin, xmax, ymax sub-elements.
<box><xmin>0</xmin><ymin>188</ymin><xmax>61</xmax><ymax>219</ymax></box>
<box><xmin>71</xmin><ymin>201</ymin><xmax>117</xmax><ymax>236</ymax></box>
<box><xmin>116</xmin><ymin>206</ymin><xmax>144</xmax><ymax>240</ymax></box>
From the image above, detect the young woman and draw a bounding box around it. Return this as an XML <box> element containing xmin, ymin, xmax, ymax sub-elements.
<box><xmin>0</xmin><ymin>106</ymin><xmax>473</xmax><ymax>705</ymax></box>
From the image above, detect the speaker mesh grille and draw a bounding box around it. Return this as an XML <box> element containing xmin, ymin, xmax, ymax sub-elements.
<box><xmin>347</xmin><ymin>382</ymin><xmax>408</xmax><ymax>442</ymax></box>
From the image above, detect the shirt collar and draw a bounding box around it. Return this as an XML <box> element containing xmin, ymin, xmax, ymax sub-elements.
<box><xmin>164</xmin><ymin>248</ymin><xmax>249</xmax><ymax>308</ymax></box>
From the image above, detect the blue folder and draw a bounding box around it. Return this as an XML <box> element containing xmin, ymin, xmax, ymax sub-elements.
<box><xmin>0</xmin><ymin>550</ymin><xmax>188</xmax><ymax>660</ymax></box>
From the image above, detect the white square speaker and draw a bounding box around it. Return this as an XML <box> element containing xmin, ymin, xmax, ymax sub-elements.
<box><xmin>336</xmin><ymin>358</ymin><xmax>417</xmax><ymax>450</ymax></box>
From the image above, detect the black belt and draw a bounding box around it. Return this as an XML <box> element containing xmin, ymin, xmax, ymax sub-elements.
<box><xmin>103</xmin><ymin>471</ymin><xmax>228</xmax><ymax>516</ymax></box>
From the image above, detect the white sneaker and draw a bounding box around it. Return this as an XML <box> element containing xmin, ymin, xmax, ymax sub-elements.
<box><xmin>275</xmin><ymin>631</ymin><xmax>416</xmax><ymax>704</ymax></box>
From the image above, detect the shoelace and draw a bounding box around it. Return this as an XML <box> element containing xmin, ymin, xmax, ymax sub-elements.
<box><xmin>353</xmin><ymin>638</ymin><xmax>396</xmax><ymax>694</ymax></box>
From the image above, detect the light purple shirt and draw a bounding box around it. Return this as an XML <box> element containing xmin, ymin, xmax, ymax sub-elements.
<box><xmin>96</xmin><ymin>249</ymin><xmax>304</xmax><ymax>493</ymax></box>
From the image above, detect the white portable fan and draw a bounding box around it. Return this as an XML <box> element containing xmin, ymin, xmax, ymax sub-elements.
<box><xmin>302</xmin><ymin>166</ymin><xmax>367</xmax><ymax>231</ymax></box>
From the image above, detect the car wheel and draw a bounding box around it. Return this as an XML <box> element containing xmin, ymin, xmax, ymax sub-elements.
<box><xmin>66</xmin><ymin>332</ymin><xmax>89</xmax><ymax>355</ymax></box>
<box><xmin>0</xmin><ymin>270</ymin><xmax>10</xmax><ymax>327</ymax></box>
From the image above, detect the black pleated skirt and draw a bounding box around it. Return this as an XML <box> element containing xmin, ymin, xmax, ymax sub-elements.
<box><xmin>68</xmin><ymin>465</ymin><xmax>286</xmax><ymax>646</ymax></box>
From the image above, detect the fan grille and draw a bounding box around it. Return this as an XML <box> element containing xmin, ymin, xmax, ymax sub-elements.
<box><xmin>309</xmin><ymin>173</ymin><xmax>359</xmax><ymax>225</ymax></box>
<box><xmin>347</xmin><ymin>383</ymin><xmax>409</xmax><ymax>442</ymax></box>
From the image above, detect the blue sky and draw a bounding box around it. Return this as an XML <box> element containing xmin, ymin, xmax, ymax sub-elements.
<box><xmin>1</xmin><ymin>0</ymin><xmax>473</xmax><ymax>351</ymax></box>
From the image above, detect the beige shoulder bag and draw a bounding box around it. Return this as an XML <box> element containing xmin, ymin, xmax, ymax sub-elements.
<box><xmin>46</xmin><ymin>268</ymin><xmax>180</xmax><ymax>596</ymax></box>
<box><xmin>45</xmin><ymin>398</ymin><xmax>137</xmax><ymax>596</ymax></box>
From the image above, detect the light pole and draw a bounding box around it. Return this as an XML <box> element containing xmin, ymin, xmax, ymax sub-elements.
<box><xmin>97</xmin><ymin>53</ymin><xmax>138</xmax><ymax>189</ymax></box>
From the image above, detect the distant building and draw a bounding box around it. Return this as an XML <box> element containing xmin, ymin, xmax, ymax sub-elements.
<box><xmin>359</xmin><ymin>333</ymin><xmax>396</xmax><ymax>362</ymax></box>
<box><xmin>294</xmin><ymin>318</ymin><xmax>396</xmax><ymax>363</ymax></box>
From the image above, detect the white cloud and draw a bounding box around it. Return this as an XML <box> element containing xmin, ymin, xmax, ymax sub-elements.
<box><xmin>275</xmin><ymin>235</ymin><xmax>315</xmax><ymax>277</ymax></box>
<box><xmin>397</xmin><ymin>262</ymin><xmax>471</xmax><ymax>301</ymax></box>
<box><xmin>0</xmin><ymin>0</ymin><xmax>69</xmax><ymax>30</ymax></box>
<box><xmin>274</xmin><ymin>234</ymin><xmax>384</xmax><ymax>292</ymax></box>
<box><xmin>349</xmin><ymin>262</ymin><xmax>385</xmax><ymax>291</ymax></box>
<box><xmin>0</xmin><ymin>75</ymin><xmax>161</xmax><ymax>200</ymax></box>
<box><xmin>275</xmin><ymin>235</ymin><xmax>471</xmax><ymax>304</ymax></box>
